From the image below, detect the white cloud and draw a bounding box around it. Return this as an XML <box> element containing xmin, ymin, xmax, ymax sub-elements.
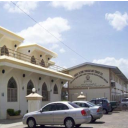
<box><xmin>93</xmin><ymin>57</ymin><xmax>128</xmax><ymax>77</ymax></box>
<box><xmin>18</xmin><ymin>17</ymin><xmax>70</xmax><ymax>45</ymax></box>
<box><xmin>50</xmin><ymin>1</ymin><xmax>95</xmax><ymax>10</ymax></box>
<box><xmin>4</xmin><ymin>1</ymin><xmax>38</xmax><ymax>14</ymax></box>
<box><xmin>105</xmin><ymin>11</ymin><xmax>128</xmax><ymax>31</ymax></box>
<box><xmin>59</xmin><ymin>48</ymin><xmax>65</xmax><ymax>53</ymax></box>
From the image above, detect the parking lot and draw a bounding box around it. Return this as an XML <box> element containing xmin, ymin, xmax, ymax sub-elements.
<box><xmin>3</xmin><ymin>111</ymin><xmax>128</xmax><ymax>128</ymax></box>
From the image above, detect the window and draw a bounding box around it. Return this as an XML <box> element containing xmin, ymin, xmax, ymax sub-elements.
<box><xmin>68</xmin><ymin>102</ymin><xmax>80</xmax><ymax>108</ymax></box>
<box><xmin>42</xmin><ymin>82</ymin><xmax>48</xmax><ymax>101</ymax></box>
<box><xmin>1</xmin><ymin>45</ymin><xmax>9</xmax><ymax>56</ymax></box>
<box><xmin>53</xmin><ymin>84</ymin><xmax>58</xmax><ymax>94</ymax></box>
<box><xmin>96</xmin><ymin>100</ymin><xmax>102</xmax><ymax>104</ymax></box>
<box><xmin>40</xmin><ymin>59</ymin><xmax>45</xmax><ymax>67</ymax></box>
<box><xmin>90</xmin><ymin>100</ymin><xmax>95</xmax><ymax>104</ymax></box>
<box><xmin>7</xmin><ymin>77</ymin><xmax>17</xmax><ymax>102</ymax></box>
<box><xmin>31</xmin><ymin>56</ymin><xmax>36</xmax><ymax>64</ymax></box>
<box><xmin>56</xmin><ymin>103</ymin><xmax>69</xmax><ymax>110</ymax></box>
<box><xmin>42</xmin><ymin>104</ymin><xmax>56</xmax><ymax>112</ymax></box>
<box><xmin>78</xmin><ymin>103</ymin><xmax>89</xmax><ymax>107</ymax></box>
<box><xmin>122</xmin><ymin>99</ymin><xmax>128</xmax><ymax>102</ymax></box>
<box><xmin>27</xmin><ymin>80</ymin><xmax>34</xmax><ymax>95</ymax></box>
<box><xmin>87</xmin><ymin>102</ymin><xmax>95</xmax><ymax>107</ymax></box>
<box><xmin>77</xmin><ymin>103</ymin><xmax>86</xmax><ymax>107</ymax></box>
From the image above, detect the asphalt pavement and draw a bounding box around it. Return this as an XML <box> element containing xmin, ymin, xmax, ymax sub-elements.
<box><xmin>0</xmin><ymin>111</ymin><xmax>128</xmax><ymax>128</ymax></box>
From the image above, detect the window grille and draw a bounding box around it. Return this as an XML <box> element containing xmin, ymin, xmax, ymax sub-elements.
<box><xmin>42</xmin><ymin>83</ymin><xmax>49</xmax><ymax>101</ymax></box>
<box><xmin>40</xmin><ymin>59</ymin><xmax>45</xmax><ymax>67</ymax></box>
<box><xmin>54</xmin><ymin>84</ymin><xmax>58</xmax><ymax>94</ymax></box>
<box><xmin>1</xmin><ymin>45</ymin><xmax>9</xmax><ymax>56</ymax></box>
<box><xmin>27</xmin><ymin>80</ymin><xmax>34</xmax><ymax>95</ymax></box>
<box><xmin>7</xmin><ymin>77</ymin><xmax>17</xmax><ymax>102</ymax></box>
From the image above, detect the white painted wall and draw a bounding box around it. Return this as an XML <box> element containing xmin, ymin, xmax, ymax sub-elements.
<box><xmin>0</xmin><ymin>66</ymin><xmax>64</xmax><ymax>119</ymax></box>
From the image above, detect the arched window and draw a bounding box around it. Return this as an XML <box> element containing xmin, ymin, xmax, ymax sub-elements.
<box><xmin>31</xmin><ymin>56</ymin><xmax>36</xmax><ymax>64</ymax></box>
<box><xmin>40</xmin><ymin>59</ymin><xmax>45</xmax><ymax>67</ymax></box>
<box><xmin>27</xmin><ymin>80</ymin><xmax>34</xmax><ymax>95</ymax></box>
<box><xmin>53</xmin><ymin>84</ymin><xmax>58</xmax><ymax>94</ymax></box>
<box><xmin>7</xmin><ymin>77</ymin><xmax>17</xmax><ymax>102</ymax></box>
<box><xmin>42</xmin><ymin>82</ymin><xmax>48</xmax><ymax>101</ymax></box>
<box><xmin>1</xmin><ymin>45</ymin><xmax>9</xmax><ymax>56</ymax></box>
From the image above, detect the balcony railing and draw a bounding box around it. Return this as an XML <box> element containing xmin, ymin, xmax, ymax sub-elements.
<box><xmin>0</xmin><ymin>46</ymin><xmax>66</xmax><ymax>72</ymax></box>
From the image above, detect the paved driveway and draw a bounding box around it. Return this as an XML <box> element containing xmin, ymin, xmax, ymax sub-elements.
<box><xmin>1</xmin><ymin>111</ymin><xmax>128</xmax><ymax>128</ymax></box>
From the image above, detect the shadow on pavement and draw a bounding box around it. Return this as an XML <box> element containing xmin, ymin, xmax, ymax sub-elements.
<box><xmin>24</xmin><ymin>126</ymin><xmax>93</xmax><ymax>128</ymax></box>
<box><xmin>0</xmin><ymin>118</ymin><xmax>22</xmax><ymax>124</ymax></box>
<box><xmin>90</xmin><ymin>121</ymin><xmax>105</xmax><ymax>124</ymax></box>
<box><xmin>106</xmin><ymin>112</ymin><xmax>112</xmax><ymax>115</ymax></box>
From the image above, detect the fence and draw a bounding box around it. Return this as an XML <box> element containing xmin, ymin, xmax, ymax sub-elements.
<box><xmin>0</xmin><ymin>46</ymin><xmax>66</xmax><ymax>72</ymax></box>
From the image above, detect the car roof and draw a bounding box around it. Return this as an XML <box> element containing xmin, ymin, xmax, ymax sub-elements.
<box><xmin>73</xmin><ymin>101</ymin><xmax>88</xmax><ymax>103</ymax></box>
<box><xmin>92</xmin><ymin>98</ymin><xmax>107</xmax><ymax>100</ymax></box>
<box><xmin>46</xmin><ymin>101</ymin><xmax>71</xmax><ymax>105</ymax></box>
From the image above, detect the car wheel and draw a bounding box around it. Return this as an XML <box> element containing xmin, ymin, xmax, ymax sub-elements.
<box><xmin>103</xmin><ymin>108</ymin><xmax>108</xmax><ymax>114</ymax></box>
<box><xmin>110</xmin><ymin>107</ymin><xmax>113</xmax><ymax>112</ymax></box>
<box><xmin>90</xmin><ymin>115</ymin><xmax>93</xmax><ymax>123</ymax></box>
<box><xmin>92</xmin><ymin>119</ymin><xmax>96</xmax><ymax>122</ymax></box>
<box><xmin>27</xmin><ymin>118</ymin><xmax>36</xmax><ymax>128</ymax></box>
<box><xmin>75</xmin><ymin>124</ymin><xmax>81</xmax><ymax>127</ymax></box>
<box><xmin>65</xmin><ymin>118</ymin><xmax>74</xmax><ymax>128</ymax></box>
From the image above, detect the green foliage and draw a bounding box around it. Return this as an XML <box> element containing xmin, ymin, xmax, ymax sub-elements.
<box><xmin>7</xmin><ymin>109</ymin><xmax>21</xmax><ymax>116</ymax></box>
<box><xmin>7</xmin><ymin>109</ymin><xmax>14</xmax><ymax>116</ymax></box>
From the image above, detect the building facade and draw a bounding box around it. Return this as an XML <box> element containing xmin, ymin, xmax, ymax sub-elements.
<box><xmin>0</xmin><ymin>26</ymin><xmax>73</xmax><ymax>119</ymax></box>
<box><xmin>67</xmin><ymin>63</ymin><xmax>128</xmax><ymax>102</ymax></box>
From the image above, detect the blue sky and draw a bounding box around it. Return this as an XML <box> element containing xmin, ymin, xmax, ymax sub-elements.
<box><xmin>1</xmin><ymin>1</ymin><xmax>128</xmax><ymax>77</ymax></box>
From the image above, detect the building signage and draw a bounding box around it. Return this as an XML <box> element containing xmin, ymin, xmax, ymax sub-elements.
<box><xmin>70</xmin><ymin>70</ymin><xmax>108</xmax><ymax>88</ymax></box>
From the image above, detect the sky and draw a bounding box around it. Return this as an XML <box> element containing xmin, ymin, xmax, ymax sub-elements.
<box><xmin>1</xmin><ymin>1</ymin><xmax>128</xmax><ymax>77</ymax></box>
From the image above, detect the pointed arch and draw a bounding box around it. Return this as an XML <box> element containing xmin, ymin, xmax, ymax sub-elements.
<box><xmin>7</xmin><ymin>77</ymin><xmax>17</xmax><ymax>102</ymax></box>
<box><xmin>42</xmin><ymin>82</ymin><xmax>48</xmax><ymax>101</ymax></box>
<box><xmin>31</xmin><ymin>56</ymin><xmax>36</xmax><ymax>64</ymax></box>
<box><xmin>1</xmin><ymin>45</ymin><xmax>9</xmax><ymax>56</ymax></box>
<box><xmin>40</xmin><ymin>59</ymin><xmax>45</xmax><ymax>67</ymax></box>
<box><xmin>53</xmin><ymin>84</ymin><xmax>58</xmax><ymax>94</ymax></box>
<box><xmin>27</xmin><ymin>80</ymin><xmax>34</xmax><ymax>95</ymax></box>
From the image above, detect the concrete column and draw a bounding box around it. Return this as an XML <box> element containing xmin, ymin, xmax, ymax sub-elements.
<box><xmin>26</xmin><ymin>88</ymin><xmax>42</xmax><ymax>112</ymax></box>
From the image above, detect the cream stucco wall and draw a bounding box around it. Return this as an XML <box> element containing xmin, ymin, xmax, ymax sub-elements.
<box><xmin>69</xmin><ymin>65</ymin><xmax>110</xmax><ymax>88</ymax></box>
<box><xmin>68</xmin><ymin>65</ymin><xmax>128</xmax><ymax>102</ymax></box>
<box><xmin>0</xmin><ymin>66</ymin><xmax>64</xmax><ymax>119</ymax></box>
<box><xmin>68</xmin><ymin>65</ymin><xmax>111</xmax><ymax>101</ymax></box>
<box><xmin>0</xmin><ymin>38</ymin><xmax>20</xmax><ymax>51</ymax></box>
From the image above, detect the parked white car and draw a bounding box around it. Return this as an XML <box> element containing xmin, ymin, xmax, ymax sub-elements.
<box><xmin>120</xmin><ymin>98</ymin><xmax>128</xmax><ymax>109</ymax></box>
<box><xmin>22</xmin><ymin>101</ymin><xmax>91</xmax><ymax>128</ymax></box>
<box><xmin>73</xmin><ymin>101</ymin><xmax>103</xmax><ymax>122</ymax></box>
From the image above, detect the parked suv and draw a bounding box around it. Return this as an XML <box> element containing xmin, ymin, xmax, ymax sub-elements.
<box><xmin>90</xmin><ymin>98</ymin><xmax>111</xmax><ymax>114</ymax></box>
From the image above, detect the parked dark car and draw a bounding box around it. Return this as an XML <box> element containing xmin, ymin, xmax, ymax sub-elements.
<box><xmin>109</xmin><ymin>101</ymin><xmax>118</xmax><ymax>112</ymax></box>
<box><xmin>90</xmin><ymin>98</ymin><xmax>111</xmax><ymax>114</ymax></box>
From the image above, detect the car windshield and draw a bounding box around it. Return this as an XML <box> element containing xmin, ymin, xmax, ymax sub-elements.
<box><xmin>106</xmin><ymin>99</ymin><xmax>110</xmax><ymax>103</ymax></box>
<box><xmin>68</xmin><ymin>102</ymin><xmax>80</xmax><ymax>108</ymax></box>
<box><xmin>87</xmin><ymin>102</ymin><xmax>96</xmax><ymax>107</ymax></box>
